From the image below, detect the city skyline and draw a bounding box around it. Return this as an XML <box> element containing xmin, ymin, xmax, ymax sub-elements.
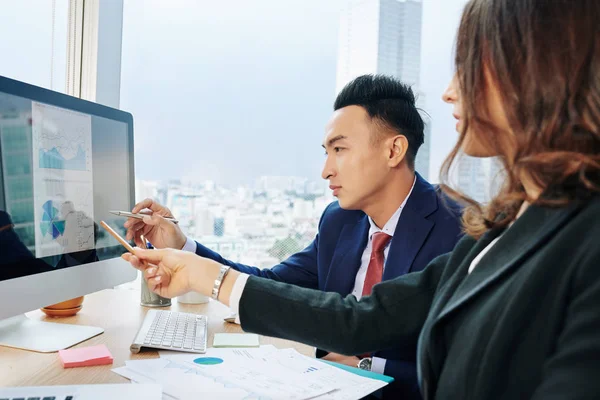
<box><xmin>135</xmin><ymin>175</ymin><xmax>335</xmax><ymax>268</ymax></box>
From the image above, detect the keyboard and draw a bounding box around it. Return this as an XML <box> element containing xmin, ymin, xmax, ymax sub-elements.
<box><xmin>130</xmin><ymin>309</ymin><xmax>208</xmax><ymax>354</ymax></box>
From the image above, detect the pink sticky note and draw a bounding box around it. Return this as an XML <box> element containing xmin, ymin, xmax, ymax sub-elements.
<box><xmin>58</xmin><ymin>344</ymin><xmax>114</xmax><ymax>368</ymax></box>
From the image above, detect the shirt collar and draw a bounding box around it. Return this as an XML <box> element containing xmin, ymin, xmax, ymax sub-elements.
<box><xmin>367</xmin><ymin>176</ymin><xmax>417</xmax><ymax>238</ymax></box>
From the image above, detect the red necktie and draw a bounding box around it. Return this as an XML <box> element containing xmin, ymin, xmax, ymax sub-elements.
<box><xmin>362</xmin><ymin>232</ymin><xmax>392</xmax><ymax>296</ymax></box>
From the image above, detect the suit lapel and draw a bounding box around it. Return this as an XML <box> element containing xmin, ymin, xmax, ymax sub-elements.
<box><xmin>324</xmin><ymin>215</ymin><xmax>370</xmax><ymax>294</ymax></box>
<box><xmin>436</xmin><ymin>202</ymin><xmax>582</xmax><ymax>322</ymax></box>
<box><xmin>425</xmin><ymin>229</ymin><xmax>499</xmax><ymax>321</ymax></box>
<box><xmin>383</xmin><ymin>173</ymin><xmax>437</xmax><ymax>279</ymax></box>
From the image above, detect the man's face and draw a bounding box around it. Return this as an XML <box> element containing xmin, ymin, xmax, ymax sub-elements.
<box><xmin>321</xmin><ymin>106</ymin><xmax>391</xmax><ymax>210</ymax></box>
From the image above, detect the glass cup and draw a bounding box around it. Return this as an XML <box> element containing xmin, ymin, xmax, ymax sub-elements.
<box><xmin>139</xmin><ymin>235</ymin><xmax>171</xmax><ymax>307</ymax></box>
<box><xmin>141</xmin><ymin>278</ymin><xmax>171</xmax><ymax>307</ymax></box>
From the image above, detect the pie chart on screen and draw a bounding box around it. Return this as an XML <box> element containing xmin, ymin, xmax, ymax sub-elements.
<box><xmin>40</xmin><ymin>200</ymin><xmax>66</xmax><ymax>239</ymax></box>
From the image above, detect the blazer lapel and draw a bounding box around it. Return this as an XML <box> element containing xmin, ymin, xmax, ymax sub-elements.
<box><xmin>436</xmin><ymin>202</ymin><xmax>582</xmax><ymax>322</ymax></box>
<box><xmin>383</xmin><ymin>173</ymin><xmax>437</xmax><ymax>279</ymax></box>
<box><xmin>324</xmin><ymin>215</ymin><xmax>370</xmax><ymax>294</ymax></box>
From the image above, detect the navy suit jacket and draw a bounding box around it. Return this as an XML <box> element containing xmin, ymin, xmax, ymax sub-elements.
<box><xmin>194</xmin><ymin>173</ymin><xmax>463</xmax><ymax>399</ymax></box>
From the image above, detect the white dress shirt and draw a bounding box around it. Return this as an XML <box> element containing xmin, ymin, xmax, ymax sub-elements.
<box><xmin>468</xmin><ymin>236</ymin><xmax>502</xmax><ymax>274</ymax></box>
<box><xmin>182</xmin><ymin>236</ymin><xmax>198</xmax><ymax>253</ymax></box>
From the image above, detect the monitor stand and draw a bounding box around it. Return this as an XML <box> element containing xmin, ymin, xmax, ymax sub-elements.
<box><xmin>0</xmin><ymin>314</ymin><xmax>104</xmax><ymax>353</ymax></box>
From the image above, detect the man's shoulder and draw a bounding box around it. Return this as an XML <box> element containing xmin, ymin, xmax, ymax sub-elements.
<box><xmin>412</xmin><ymin>173</ymin><xmax>462</xmax><ymax>218</ymax></box>
<box><xmin>433</xmin><ymin>188</ymin><xmax>464</xmax><ymax>218</ymax></box>
<box><xmin>412</xmin><ymin>177</ymin><xmax>463</xmax><ymax>223</ymax></box>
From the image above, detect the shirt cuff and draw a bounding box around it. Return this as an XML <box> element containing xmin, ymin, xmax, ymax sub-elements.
<box><xmin>228</xmin><ymin>273</ymin><xmax>251</xmax><ymax>320</ymax></box>
<box><xmin>371</xmin><ymin>357</ymin><xmax>387</xmax><ymax>374</ymax></box>
<box><xmin>181</xmin><ymin>236</ymin><xmax>197</xmax><ymax>252</ymax></box>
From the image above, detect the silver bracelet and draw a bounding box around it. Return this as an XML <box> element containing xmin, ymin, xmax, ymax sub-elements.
<box><xmin>211</xmin><ymin>265</ymin><xmax>231</xmax><ymax>300</ymax></box>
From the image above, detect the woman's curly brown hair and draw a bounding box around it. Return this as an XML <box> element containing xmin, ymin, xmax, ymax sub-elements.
<box><xmin>440</xmin><ymin>0</ymin><xmax>600</xmax><ymax>239</ymax></box>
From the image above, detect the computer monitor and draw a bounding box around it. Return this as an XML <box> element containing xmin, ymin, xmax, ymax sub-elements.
<box><xmin>0</xmin><ymin>75</ymin><xmax>137</xmax><ymax>352</ymax></box>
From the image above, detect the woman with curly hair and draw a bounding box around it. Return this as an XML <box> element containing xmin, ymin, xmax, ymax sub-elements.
<box><xmin>124</xmin><ymin>0</ymin><xmax>600</xmax><ymax>398</ymax></box>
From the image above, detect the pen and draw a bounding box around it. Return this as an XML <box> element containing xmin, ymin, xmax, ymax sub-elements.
<box><xmin>109</xmin><ymin>210</ymin><xmax>179</xmax><ymax>224</ymax></box>
<box><xmin>100</xmin><ymin>220</ymin><xmax>137</xmax><ymax>253</ymax></box>
<box><xmin>99</xmin><ymin>221</ymin><xmax>150</xmax><ymax>269</ymax></box>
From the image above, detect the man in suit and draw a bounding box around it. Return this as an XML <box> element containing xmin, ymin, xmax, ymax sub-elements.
<box><xmin>125</xmin><ymin>74</ymin><xmax>463</xmax><ymax>399</ymax></box>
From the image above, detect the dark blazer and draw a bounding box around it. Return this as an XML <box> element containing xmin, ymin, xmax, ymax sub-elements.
<box><xmin>195</xmin><ymin>173</ymin><xmax>463</xmax><ymax>398</ymax></box>
<box><xmin>237</xmin><ymin>197</ymin><xmax>600</xmax><ymax>400</ymax></box>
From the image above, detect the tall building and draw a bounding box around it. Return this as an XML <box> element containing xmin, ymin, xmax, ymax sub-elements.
<box><xmin>213</xmin><ymin>217</ymin><xmax>225</xmax><ymax>237</ymax></box>
<box><xmin>455</xmin><ymin>156</ymin><xmax>504</xmax><ymax>204</ymax></box>
<box><xmin>335</xmin><ymin>0</ymin><xmax>429</xmax><ymax>179</ymax></box>
<box><xmin>336</xmin><ymin>0</ymin><xmax>423</xmax><ymax>92</ymax></box>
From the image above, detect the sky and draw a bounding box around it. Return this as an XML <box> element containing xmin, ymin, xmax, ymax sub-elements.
<box><xmin>120</xmin><ymin>0</ymin><xmax>346</xmax><ymax>186</ymax></box>
<box><xmin>0</xmin><ymin>0</ymin><xmax>468</xmax><ymax>186</ymax></box>
<box><xmin>0</xmin><ymin>1</ymin><xmax>68</xmax><ymax>93</ymax></box>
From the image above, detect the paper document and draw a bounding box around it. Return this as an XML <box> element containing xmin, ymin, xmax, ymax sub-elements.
<box><xmin>262</xmin><ymin>348</ymin><xmax>388</xmax><ymax>400</ymax></box>
<box><xmin>112</xmin><ymin>367</ymin><xmax>178</xmax><ymax>400</ymax></box>
<box><xmin>113</xmin><ymin>345</ymin><xmax>389</xmax><ymax>400</ymax></box>
<box><xmin>163</xmin><ymin>346</ymin><xmax>388</xmax><ymax>400</ymax></box>
<box><xmin>123</xmin><ymin>352</ymin><xmax>335</xmax><ymax>399</ymax></box>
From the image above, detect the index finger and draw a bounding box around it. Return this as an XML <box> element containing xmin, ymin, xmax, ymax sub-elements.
<box><xmin>131</xmin><ymin>198</ymin><xmax>157</xmax><ymax>214</ymax></box>
<box><xmin>133</xmin><ymin>247</ymin><xmax>168</xmax><ymax>264</ymax></box>
<box><xmin>122</xmin><ymin>253</ymin><xmax>154</xmax><ymax>271</ymax></box>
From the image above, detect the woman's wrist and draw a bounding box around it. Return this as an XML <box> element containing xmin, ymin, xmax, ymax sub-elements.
<box><xmin>187</xmin><ymin>257</ymin><xmax>218</xmax><ymax>295</ymax></box>
<box><xmin>188</xmin><ymin>258</ymin><xmax>239</xmax><ymax>305</ymax></box>
<box><xmin>217</xmin><ymin>269</ymin><xmax>240</xmax><ymax>307</ymax></box>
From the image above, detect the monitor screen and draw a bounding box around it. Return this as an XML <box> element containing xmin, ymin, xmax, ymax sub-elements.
<box><xmin>0</xmin><ymin>76</ymin><xmax>134</xmax><ymax>282</ymax></box>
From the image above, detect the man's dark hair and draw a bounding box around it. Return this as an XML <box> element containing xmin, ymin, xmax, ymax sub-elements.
<box><xmin>334</xmin><ymin>74</ymin><xmax>425</xmax><ymax>169</ymax></box>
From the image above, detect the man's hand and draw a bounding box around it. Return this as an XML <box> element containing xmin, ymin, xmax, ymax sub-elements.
<box><xmin>321</xmin><ymin>352</ymin><xmax>360</xmax><ymax>368</ymax></box>
<box><xmin>124</xmin><ymin>198</ymin><xmax>187</xmax><ymax>250</ymax></box>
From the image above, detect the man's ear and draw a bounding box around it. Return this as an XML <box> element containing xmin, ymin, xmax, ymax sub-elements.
<box><xmin>388</xmin><ymin>135</ymin><xmax>408</xmax><ymax>167</ymax></box>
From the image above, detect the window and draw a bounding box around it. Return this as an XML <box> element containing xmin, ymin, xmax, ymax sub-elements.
<box><xmin>0</xmin><ymin>0</ymin><xmax>69</xmax><ymax>93</ymax></box>
<box><xmin>120</xmin><ymin>0</ymin><xmax>494</xmax><ymax>270</ymax></box>
<box><xmin>121</xmin><ymin>0</ymin><xmax>344</xmax><ymax>267</ymax></box>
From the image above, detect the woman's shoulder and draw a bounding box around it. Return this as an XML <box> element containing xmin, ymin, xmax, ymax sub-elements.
<box><xmin>565</xmin><ymin>195</ymin><xmax>600</xmax><ymax>233</ymax></box>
